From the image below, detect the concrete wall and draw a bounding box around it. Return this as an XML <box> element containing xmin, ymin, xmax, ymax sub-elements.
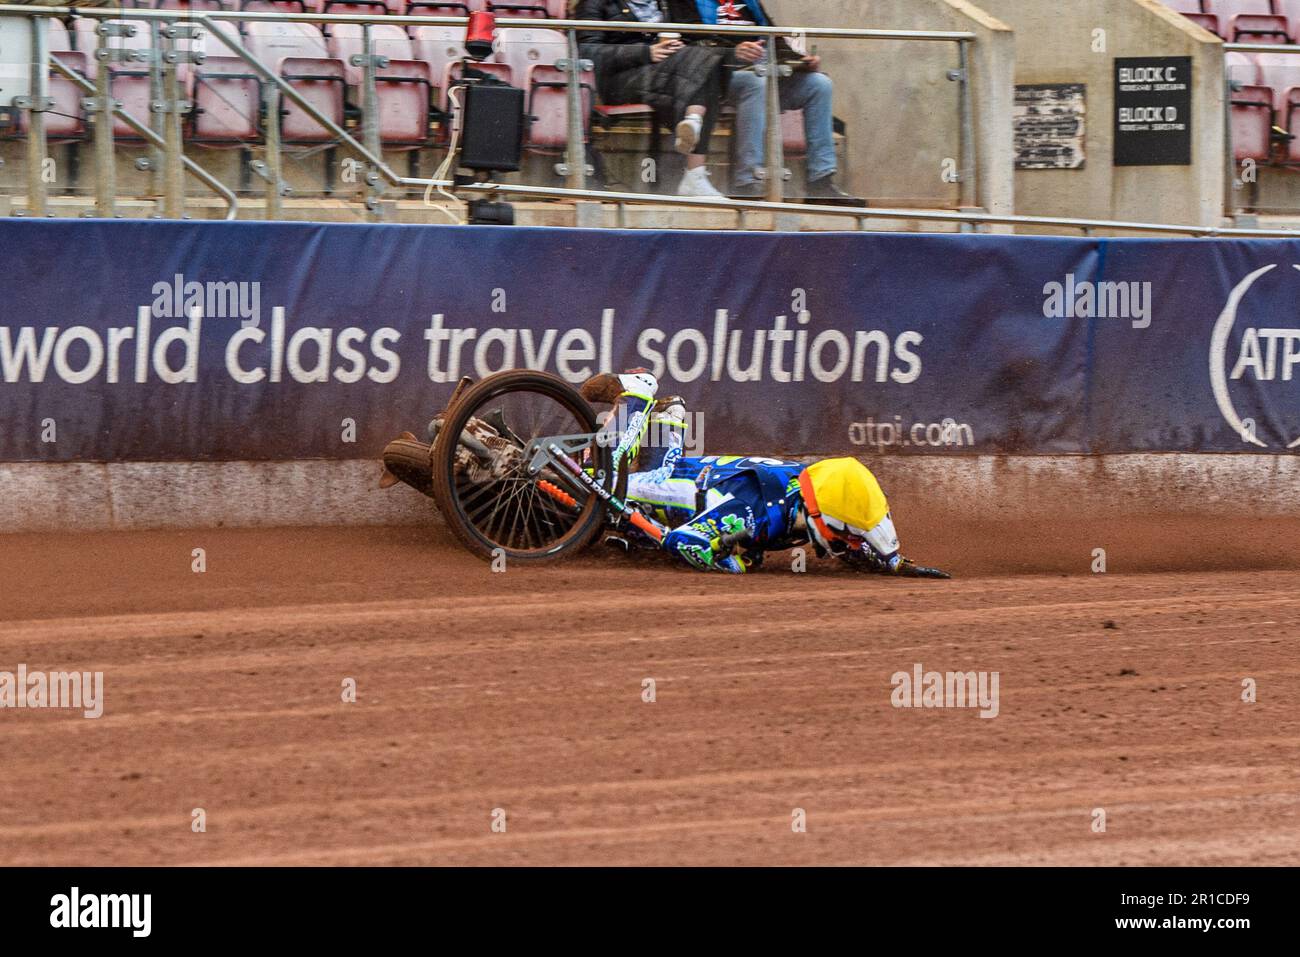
<box><xmin>973</xmin><ymin>0</ymin><xmax>1225</xmax><ymax>228</ymax></box>
<box><xmin>765</xmin><ymin>0</ymin><xmax>1015</xmax><ymax>216</ymax></box>
<box><xmin>5</xmin><ymin>455</ymin><xmax>1300</xmax><ymax>533</ymax></box>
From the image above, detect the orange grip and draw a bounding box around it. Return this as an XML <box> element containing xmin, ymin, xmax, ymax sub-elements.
<box><xmin>538</xmin><ymin>480</ymin><xmax>578</xmax><ymax>509</ymax></box>
<box><xmin>629</xmin><ymin>511</ymin><xmax>665</xmax><ymax>542</ymax></box>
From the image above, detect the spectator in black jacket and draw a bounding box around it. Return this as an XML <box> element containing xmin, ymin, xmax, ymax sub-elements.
<box><xmin>577</xmin><ymin>0</ymin><xmax>732</xmax><ymax>197</ymax></box>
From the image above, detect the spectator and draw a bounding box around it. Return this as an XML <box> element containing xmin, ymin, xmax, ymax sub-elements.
<box><xmin>688</xmin><ymin>0</ymin><xmax>865</xmax><ymax>206</ymax></box>
<box><xmin>577</xmin><ymin>0</ymin><xmax>732</xmax><ymax>197</ymax></box>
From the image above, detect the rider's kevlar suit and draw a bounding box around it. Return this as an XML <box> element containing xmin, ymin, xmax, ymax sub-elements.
<box><xmin>586</xmin><ymin>371</ymin><xmax>900</xmax><ymax>575</ymax></box>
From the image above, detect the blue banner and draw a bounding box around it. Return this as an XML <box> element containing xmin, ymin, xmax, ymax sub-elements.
<box><xmin>0</xmin><ymin>219</ymin><xmax>1296</xmax><ymax>461</ymax></box>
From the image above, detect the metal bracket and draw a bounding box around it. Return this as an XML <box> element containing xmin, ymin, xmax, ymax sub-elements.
<box><xmin>164</xmin><ymin>50</ymin><xmax>208</xmax><ymax>65</ymax></box>
<box><xmin>350</xmin><ymin>53</ymin><xmax>391</xmax><ymax>68</ymax></box>
<box><xmin>81</xmin><ymin>95</ymin><xmax>122</xmax><ymax>114</ymax></box>
<box><xmin>162</xmin><ymin>24</ymin><xmax>204</xmax><ymax>40</ymax></box>
<box><xmin>946</xmin><ymin>69</ymin><xmax>968</xmax><ymax>82</ymax></box>
<box><xmin>248</xmin><ymin>159</ymin><xmax>293</xmax><ymax>196</ymax></box>
<box><xmin>98</xmin><ymin>22</ymin><xmax>139</xmax><ymax>39</ymax></box>
<box><xmin>525</xmin><ymin>433</ymin><xmax>600</xmax><ymax>476</ymax></box>
<box><xmin>150</xmin><ymin>99</ymin><xmax>194</xmax><ymax>115</ymax></box>
<box><xmin>554</xmin><ymin>57</ymin><xmax>593</xmax><ymax>72</ymax></box>
<box><xmin>554</xmin><ymin>162</ymin><xmax>595</xmax><ymax>176</ymax></box>
<box><xmin>97</xmin><ymin>47</ymin><xmax>153</xmax><ymax>64</ymax></box>
<box><xmin>12</xmin><ymin>96</ymin><xmax>55</xmax><ymax>112</ymax></box>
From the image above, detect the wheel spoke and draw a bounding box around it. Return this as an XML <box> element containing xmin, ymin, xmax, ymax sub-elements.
<box><xmin>442</xmin><ymin>380</ymin><xmax>602</xmax><ymax>557</ymax></box>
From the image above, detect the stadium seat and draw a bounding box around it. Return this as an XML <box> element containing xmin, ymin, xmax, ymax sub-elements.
<box><xmin>329</xmin><ymin>22</ymin><xmax>414</xmax><ymax>84</ymax></box>
<box><xmin>1256</xmin><ymin>51</ymin><xmax>1300</xmax><ymax>159</ymax></box>
<box><xmin>524</xmin><ymin>62</ymin><xmax>590</xmax><ymax>149</ymax></box>
<box><xmin>369</xmin><ymin>60</ymin><xmax>435</xmax><ymax>143</ymax></box>
<box><xmin>1207</xmin><ymin>1</ymin><xmax>1291</xmax><ymax>42</ymax></box>
<box><xmin>243</xmin><ymin>19</ymin><xmax>333</xmax><ymax>63</ymax></box>
<box><xmin>487</xmin><ymin>1</ymin><xmax>551</xmax><ymax>19</ymax></box>
<box><xmin>327</xmin><ymin>22</ymin><xmax>434</xmax><ymax>144</ymax></box>
<box><xmin>241</xmin><ymin>0</ymin><xmax>310</xmax><ymax>13</ymax></box>
<box><xmin>495</xmin><ymin>26</ymin><xmax>567</xmax><ymax>84</ymax></box>
<box><xmin>155</xmin><ymin>0</ymin><xmax>234</xmax><ymax>10</ymax></box>
<box><xmin>1227</xmin><ymin>50</ymin><xmax>1275</xmax><ymax>161</ymax></box>
<box><xmin>406</xmin><ymin>0</ymin><xmax>476</xmax><ymax>14</ymax></box>
<box><xmin>244</xmin><ymin>21</ymin><xmax>346</xmax><ymax>142</ymax></box>
<box><xmin>1276</xmin><ymin>0</ymin><xmax>1300</xmax><ymax>39</ymax></box>
<box><xmin>190</xmin><ymin>55</ymin><xmax>263</xmax><ymax>143</ymax></box>
<box><xmin>319</xmin><ymin>0</ymin><xmax>392</xmax><ymax>24</ymax></box>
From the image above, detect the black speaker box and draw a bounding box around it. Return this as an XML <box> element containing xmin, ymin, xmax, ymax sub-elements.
<box><xmin>459</xmin><ymin>82</ymin><xmax>525</xmax><ymax>172</ymax></box>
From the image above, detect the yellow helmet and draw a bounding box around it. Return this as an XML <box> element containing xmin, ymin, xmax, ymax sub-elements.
<box><xmin>797</xmin><ymin>457</ymin><xmax>900</xmax><ymax>561</ymax></box>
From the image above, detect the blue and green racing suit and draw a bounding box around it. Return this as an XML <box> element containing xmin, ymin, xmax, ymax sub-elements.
<box><xmin>628</xmin><ymin>453</ymin><xmax>810</xmax><ymax>573</ymax></box>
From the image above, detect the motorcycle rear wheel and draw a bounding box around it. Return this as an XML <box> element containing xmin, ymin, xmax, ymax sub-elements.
<box><xmin>430</xmin><ymin>369</ymin><xmax>610</xmax><ymax>563</ymax></box>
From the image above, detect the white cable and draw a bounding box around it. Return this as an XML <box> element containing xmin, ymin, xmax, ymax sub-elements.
<box><xmin>424</xmin><ymin>83</ymin><xmax>467</xmax><ymax>225</ymax></box>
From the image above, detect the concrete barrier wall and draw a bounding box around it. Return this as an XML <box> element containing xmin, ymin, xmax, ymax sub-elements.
<box><xmin>765</xmin><ymin>0</ymin><xmax>1015</xmax><ymax>215</ymax></box>
<box><xmin>4</xmin><ymin>455</ymin><xmax>1298</xmax><ymax>533</ymax></box>
<box><xmin>972</xmin><ymin>0</ymin><xmax>1226</xmax><ymax>229</ymax></box>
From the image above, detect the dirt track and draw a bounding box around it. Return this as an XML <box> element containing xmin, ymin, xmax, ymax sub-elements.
<box><xmin>1</xmin><ymin>512</ymin><xmax>1298</xmax><ymax>866</ymax></box>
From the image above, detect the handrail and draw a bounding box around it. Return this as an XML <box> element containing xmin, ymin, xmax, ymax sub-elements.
<box><xmin>2</xmin><ymin>4</ymin><xmax>976</xmax><ymax>223</ymax></box>
<box><xmin>1225</xmin><ymin>41</ymin><xmax>1300</xmax><ymax>53</ymax></box>
<box><xmin>430</xmin><ymin>179</ymin><xmax>1300</xmax><ymax>236</ymax></box>
<box><xmin>0</xmin><ymin>6</ymin><xmax>975</xmax><ymax>41</ymax></box>
<box><xmin>10</xmin><ymin>6</ymin><xmax>1292</xmax><ymax>235</ymax></box>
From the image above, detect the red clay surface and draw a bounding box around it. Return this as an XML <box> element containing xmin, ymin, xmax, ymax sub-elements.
<box><xmin>1</xmin><ymin>512</ymin><xmax>1298</xmax><ymax>866</ymax></box>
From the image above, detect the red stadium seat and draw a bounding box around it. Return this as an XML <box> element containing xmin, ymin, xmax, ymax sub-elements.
<box><xmin>411</xmin><ymin>24</ymin><xmax>468</xmax><ymax>106</ymax></box>
<box><xmin>154</xmin><ymin>0</ymin><xmax>234</xmax><ymax>10</ymax></box>
<box><xmin>190</xmin><ymin>55</ymin><xmax>263</xmax><ymax>143</ymax></box>
<box><xmin>240</xmin><ymin>0</ymin><xmax>310</xmax><ymax>13</ymax></box>
<box><xmin>327</xmin><ymin>23</ymin><xmax>434</xmax><ymax>144</ymax></box>
<box><xmin>1228</xmin><ymin>51</ymin><xmax>1275</xmax><ymax>162</ymax></box>
<box><xmin>495</xmin><ymin>26</ymin><xmax>567</xmax><ymax>83</ymax></box>
<box><xmin>488</xmin><ymin>1</ymin><xmax>551</xmax><ymax>19</ymax></box>
<box><xmin>523</xmin><ymin>62</ymin><xmax>590</xmax><ymax>149</ymax></box>
<box><xmin>370</xmin><ymin>60</ymin><xmax>435</xmax><ymax>144</ymax></box>
<box><xmin>244</xmin><ymin>21</ymin><xmax>347</xmax><ymax>142</ymax></box>
<box><xmin>1161</xmin><ymin>0</ymin><xmax>1221</xmax><ymax>34</ymax></box>
<box><xmin>406</xmin><ymin>0</ymin><xmax>476</xmax><ymax>13</ymax></box>
<box><xmin>1206</xmin><ymin>1</ymin><xmax>1291</xmax><ymax>42</ymax></box>
<box><xmin>1255</xmin><ymin>51</ymin><xmax>1300</xmax><ymax>161</ymax></box>
<box><xmin>319</xmin><ymin>0</ymin><xmax>392</xmax><ymax>21</ymax></box>
<box><xmin>1276</xmin><ymin>0</ymin><xmax>1300</xmax><ymax>39</ymax></box>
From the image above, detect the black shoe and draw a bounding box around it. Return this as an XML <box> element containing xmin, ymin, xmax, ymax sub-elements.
<box><xmin>804</xmin><ymin>175</ymin><xmax>866</xmax><ymax>207</ymax></box>
<box><xmin>728</xmin><ymin>181</ymin><xmax>765</xmax><ymax>200</ymax></box>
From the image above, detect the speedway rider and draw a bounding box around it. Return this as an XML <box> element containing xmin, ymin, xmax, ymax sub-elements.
<box><xmin>581</xmin><ymin>369</ymin><xmax>930</xmax><ymax>576</ymax></box>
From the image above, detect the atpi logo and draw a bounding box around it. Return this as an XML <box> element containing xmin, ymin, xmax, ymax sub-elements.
<box><xmin>1210</xmin><ymin>264</ymin><xmax>1300</xmax><ymax>450</ymax></box>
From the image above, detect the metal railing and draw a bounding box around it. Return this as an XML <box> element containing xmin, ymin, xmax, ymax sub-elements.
<box><xmin>2</xmin><ymin>5</ymin><xmax>979</xmax><ymax>224</ymax></box>
<box><xmin>6</xmin><ymin>6</ymin><xmax>1300</xmax><ymax>236</ymax></box>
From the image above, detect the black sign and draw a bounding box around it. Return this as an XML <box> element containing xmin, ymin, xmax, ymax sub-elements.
<box><xmin>1113</xmin><ymin>56</ymin><xmax>1192</xmax><ymax>166</ymax></box>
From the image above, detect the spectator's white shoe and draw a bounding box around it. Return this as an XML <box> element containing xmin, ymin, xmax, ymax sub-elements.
<box><xmin>678</xmin><ymin>166</ymin><xmax>724</xmax><ymax>198</ymax></box>
<box><xmin>674</xmin><ymin>113</ymin><xmax>703</xmax><ymax>154</ymax></box>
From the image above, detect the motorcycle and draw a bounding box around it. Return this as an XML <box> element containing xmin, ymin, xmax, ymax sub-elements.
<box><xmin>379</xmin><ymin>368</ymin><xmax>950</xmax><ymax>578</ymax></box>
